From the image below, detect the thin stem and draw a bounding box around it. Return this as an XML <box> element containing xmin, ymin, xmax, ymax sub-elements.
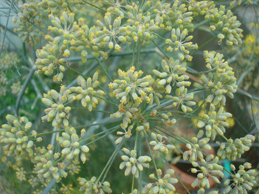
<box><xmin>28</xmin><ymin>129</ymin><xmax>64</xmax><ymax>138</ymax></box>
<box><xmin>70</xmin><ymin>107</ymin><xmax>111</xmax><ymax>114</ymax></box>
<box><xmin>191</xmin><ymin>36</ymin><xmax>217</xmax><ymax>56</ymax></box>
<box><xmin>97</xmin><ymin>138</ymin><xmax>125</xmax><ymax>183</ymax></box>
<box><xmin>135</xmin><ymin>41</ymin><xmax>141</xmax><ymax>70</ymax></box>
<box><xmin>74</xmin><ymin>118</ymin><xmax>122</xmax><ymax>129</ymax></box>
<box><xmin>79</xmin><ymin>125</ymin><xmax>119</xmax><ymax>144</ymax></box>
<box><xmin>95</xmin><ymin>57</ymin><xmax>113</xmax><ymax>82</ymax></box>
<box><xmin>144</xmin><ymin>131</ymin><xmax>159</xmax><ymax>178</ymax></box>
<box><xmin>59</xmin><ymin>63</ymin><xmax>88</xmax><ymax>80</ymax></box>
<box><xmin>83</xmin><ymin>126</ymin><xmax>119</xmax><ymax>145</ymax></box>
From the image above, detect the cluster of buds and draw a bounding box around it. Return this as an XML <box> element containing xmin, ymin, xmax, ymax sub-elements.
<box><xmin>196</xmin><ymin>106</ymin><xmax>232</xmax><ymax>140</ymax></box>
<box><xmin>223</xmin><ymin>163</ymin><xmax>256</xmax><ymax>193</ymax></box>
<box><xmin>35</xmin><ymin>44</ymin><xmax>65</xmax><ymax>81</ymax></box>
<box><xmin>41</xmin><ymin>85</ymin><xmax>74</xmax><ymax>127</ymax></box>
<box><xmin>0</xmin><ymin>115</ymin><xmax>34</xmax><ymax>160</ymax></box>
<box><xmin>166</xmin><ymin>28</ymin><xmax>197</xmax><ymax>61</ymax></box>
<box><xmin>78</xmin><ymin>176</ymin><xmax>112</xmax><ymax>194</ymax></box>
<box><xmin>166</xmin><ymin>86</ymin><xmax>196</xmax><ymax>113</ymax></box>
<box><xmin>167</xmin><ymin>3</ymin><xmax>194</xmax><ymax>31</ymax></box>
<box><xmin>40</xmin><ymin>0</ymin><xmax>81</xmax><ymax>15</ymax></box>
<box><xmin>153</xmin><ymin>58</ymin><xmax>189</xmax><ymax>94</ymax></box>
<box><xmin>217</xmin><ymin>135</ymin><xmax>255</xmax><ymax>161</ymax></box>
<box><xmin>124</xmin><ymin>3</ymin><xmax>165</xmax><ymax>42</ymax></box>
<box><xmin>119</xmin><ymin>148</ymin><xmax>151</xmax><ymax>178</ymax></box>
<box><xmin>13</xmin><ymin>1</ymin><xmax>45</xmax><ymax>45</ymax></box>
<box><xmin>109</xmin><ymin>66</ymin><xmax>162</xmax><ymax>106</ymax></box>
<box><xmin>110</xmin><ymin>103</ymin><xmax>139</xmax><ymax>129</ymax></box>
<box><xmin>191</xmin><ymin>155</ymin><xmax>224</xmax><ymax>192</ymax></box>
<box><xmin>149</xmin><ymin>132</ymin><xmax>176</xmax><ymax>154</ymax></box>
<box><xmin>94</xmin><ymin>14</ymin><xmax>124</xmax><ymax>52</ymax></box>
<box><xmin>32</xmin><ymin>146</ymin><xmax>67</xmax><ymax>183</ymax></box>
<box><xmin>57</xmin><ymin>127</ymin><xmax>89</xmax><ymax>163</ymax></box>
<box><xmin>187</xmin><ymin>0</ymin><xmax>214</xmax><ymax>16</ymax></box>
<box><xmin>70</xmin><ymin>73</ymin><xmax>105</xmax><ymax>111</ymax></box>
<box><xmin>142</xmin><ymin>169</ymin><xmax>178</xmax><ymax>193</ymax></box>
<box><xmin>205</xmin><ymin>6</ymin><xmax>243</xmax><ymax>48</ymax></box>
<box><xmin>183</xmin><ymin>130</ymin><xmax>211</xmax><ymax>162</ymax></box>
<box><xmin>194</xmin><ymin>51</ymin><xmax>237</xmax><ymax>105</ymax></box>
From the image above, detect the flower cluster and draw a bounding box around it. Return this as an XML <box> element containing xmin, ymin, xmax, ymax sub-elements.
<box><xmin>41</xmin><ymin>85</ymin><xmax>74</xmax><ymax>127</ymax></box>
<box><xmin>109</xmin><ymin>66</ymin><xmax>162</xmax><ymax>106</ymax></box>
<box><xmin>196</xmin><ymin>106</ymin><xmax>233</xmax><ymax>140</ymax></box>
<box><xmin>153</xmin><ymin>58</ymin><xmax>190</xmax><ymax>94</ymax></box>
<box><xmin>0</xmin><ymin>115</ymin><xmax>34</xmax><ymax>160</ymax></box>
<box><xmin>119</xmin><ymin>148</ymin><xmax>151</xmax><ymax>178</ymax></box>
<box><xmin>183</xmin><ymin>130</ymin><xmax>212</xmax><ymax>162</ymax></box>
<box><xmin>57</xmin><ymin>127</ymin><xmax>90</xmax><ymax>163</ymax></box>
<box><xmin>166</xmin><ymin>28</ymin><xmax>197</xmax><ymax>61</ymax></box>
<box><xmin>70</xmin><ymin>73</ymin><xmax>105</xmax><ymax>111</ymax></box>
<box><xmin>78</xmin><ymin>176</ymin><xmax>112</xmax><ymax>194</ymax></box>
<box><xmin>32</xmin><ymin>146</ymin><xmax>67</xmax><ymax>183</ymax></box>
<box><xmin>142</xmin><ymin>169</ymin><xmax>178</xmax><ymax>193</ymax></box>
<box><xmin>205</xmin><ymin>5</ymin><xmax>243</xmax><ymax>48</ymax></box>
<box><xmin>191</xmin><ymin>155</ymin><xmax>224</xmax><ymax>192</ymax></box>
<box><xmin>223</xmin><ymin>163</ymin><xmax>256</xmax><ymax>193</ymax></box>
<box><xmin>149</xmin><ymin>132</ymin><xmax>176</xmax><ymax>154</ymax></box>
<box><xmin>13</xmin><ymin>1</ymin><xmax>45</xmax><ymax>45</ymax></box>
<box><xmin>217</xmin><ymin>134</ymin><xmax>255</xmax><ymax>161</ymax></box>
<box><xmin>194</xmin><ymin>51</ymin><xmax>237</xmax><ymax>106</ymax></box>
<box><xmin>166</xmin><ymin>86</ymin><xmax>196</xmax><ymax>113</ymax></box>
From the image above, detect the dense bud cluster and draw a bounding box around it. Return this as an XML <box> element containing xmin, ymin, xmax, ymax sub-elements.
<box><xmin>149</xmin><ymin>132</ymin><xmax>176</xmax><ymax>154</ymax></box>
<box><xmin>78</xmin><ymin>176</ymin><xmax>112</xmax><ymax>194</ymax></box>
<box><xmin>217</xmin><ymin>135</ymin><xmax>255</xmax><ymax>161</ymax></box>
<box><xmin>166</xmin><ymin>28</ymin><xmax>197</xmax><ymax>61</ymax></box>
<box><xmin>166</xmin><ymin>86</ymin><xmax>196</xmax><ymax>113</ymax></box>
<box><xmin>110</xmin><ymin>103</ymin><xmax>138</xmax><ymax>130</ymax></box>
<box><xmin>142</xmin><ymin>169</ymin><xmax>178</xmax><ymax>193</ymax></box>
<box><xmin>153</xmin><ymin>58</ymin><xmax>189</xmax><ymax>94</ymax></box>
<box><xmin>109</xmin><ymin>66</ymin><xmax>163</xmax><ymax>106</ymax></box>
<box><xmin>191</xmin><ymin>155</ymin><xmax>224</xmax><ymax>192</ymax></box>
<box><xmin>57</xmin><ymin>127</ymin><xmax>89</xmax><ymax>163</ymax></box>
<box><xmin>41</xmin><ymin>85</ymin><xmax>74</xmax><ymax>127</ymax></box>
<box><xmin>70</xmin><ymin>73</ymin><xmax>105</xmax><ymax>111</ymax></box>
<box><xmin>223</xmin><ymin>163</ymin><xmax>256</xmax><ymax>193</ymax></box>
<box><xmin>13</xmin><ymin>1</ymin><xmax>46</xmax><ymax>45</ymax></box>
<box><xmin>194</xmin><ymin>51</ymin><xmax>237</xmax><ymax>106</ymax></box>
<box><xmin>32</xmin><ymin>146</ymin><xmax>67</xmax><ymax>183</ymax></box>
<box><xmin>196</xmin><ymin>106</ymin><xmax>233</xmax><ymax>140</ymax></box>
<box><xmin>183</xmin><ymin>130</ymin><xmax>211</xmax><ymax>162</ymax></box>
<box><xmin>119</xmin><ymin>148</ymin><xmax>151</xmax><ymax>178</ymax></box>
<box><xmin>0</xmin><ymin>115</ymin><xmax>34</xmax><ymax>160</ymax></box>
<box><xmin>205</xmin><ymin>6</ymin><xmax>243</xmax><ymax>48</ymax></box>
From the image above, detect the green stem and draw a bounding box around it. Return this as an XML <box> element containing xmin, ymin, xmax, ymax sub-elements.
<box><xmin>59</xmin><ymin>63</ymin><xmax>88</xmax><ymax>80</ymax></box>
<box><xmin>28</xmin><ymin>129</ymin><xmax>64</xmax><ymax>138</ymax></box>
<box><xmin>70</xmin><ymin>107</ymin><xmax>111</xmax><ymax>114</ymax></box>
<box><xmin>97</xmin><ymin>138</ymin><xmax>125</xmax><ymax>183</ymax></box>
<box><xmin>79</xmin><ymin>125</ymin><xmax>119</xmax><ymax>144</ymax></box>
<box><xmin>152</xmin><ymin>40</ymin><xmax>170</xmax><ymax>59</ymax></box>
<box><xmin>83</xmin><ymin>126</ymin><xmax>119</xmax><ymax>145</ymax></box>
<box><xmin>135</xmin><ymin>41</ymin><xmax>142</xmax><ymax>70</ymax></box>
<box><xmin>191</xmin><ymin>35</ymin><xmax>217</xmax><ymax>56</ymax></box>
<box><xmin>95</xmin><ymin>57</ymin><xmax>113</xmax><ymax>82</ymax></box>
<box><xmin>144</xmin><ymin>131</ymin><xmax>160</xmax><ymax>178</ymax></box>
<box><xmin>93</xmin><ymin>94</ymin><xmax>118</xmax><ymax>106</ymax></box>
<box><xmin>74</xmin><ymin>118</ymin><xmax>122</xmax><ymax>129</ymax></box>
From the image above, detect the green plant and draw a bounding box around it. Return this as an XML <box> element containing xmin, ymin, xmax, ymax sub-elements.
<box><xmin>1</xmin><ymin>0</ymin><xmax>259</xmax><ymax>193</ymax></box>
